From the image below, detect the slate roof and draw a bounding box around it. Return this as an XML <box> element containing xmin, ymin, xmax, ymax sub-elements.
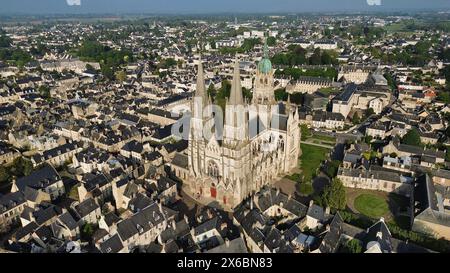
<box><xmin>171</xmin><ymin>153</ymin><xmax>188</xmax><ymax>168</ymax></box>
<box><xmin>121</xmin><ymin>140</ymin><xmax>144</xmax><ymax>154</ymax></box>
<box><xmin>103</xmin><ymin>212</ymin><xmax>121</xmax><ymax>227</ymax></box>
<box><xmin>57</xmin><ymin>211</ymin><xmax>78</xmax><ymax>231</ymax></box>
<box><xmin>0</xmin><ymin>192</ymin><xmax>26</xmax><ymax>214</ymax></box>
<box><xmin>34</xmin><ymin>204</ymin><xmax>62</xmax><ymax>226</ymax></box>
<box><xmin>32</xmin><ymin>142</ymin><xmax>81</xmax><ymax>165</ymax></box>
<box><xmin>117</xmin><ymin>202</ymin><xmax>177</xmax><ymax>242</ymax></box>
<box><xmin>99</xmin><ymin>234</ymin><xmax>124</xmax><ymax>253</ymax></box>
<box><xmin>413</xmin><ymin>174</ymin><xmax>450</xmax><ymax>227</ymax></box>
<box><xmin>194</xmin><ymin>217</ymin><xmax>219</xmax><ymax>236</ymax></box>
<box><xmin>16</xmin><ymin>165</ymin><xmax>61</xmax><ymax>193</ymax></box>
<box><xmin>152</xmin><ymin>125</ymin><xmax>173</xmax><ymax>140</ymax></box>
<box><xmin>318</xmin><ymin>213</ymin><xmax>345</xmax><ymax>253</ymax></box>
<box><xmin>307</xmin><ymin>204</ymin><xmax>325</xmax><ymax>220</ymax></box>
<box><xmin>312</xmin><ymin>111</ymin><xmax>345</xmax><ymax>122</ymax></box>
<box><xmin>74</xmin><ymin>198</ymin><xmax>99</xmax><ymax>219</ymax></box>
<box><xmin>206</xmin><ymin>237</ymin><xmax>248</xmax><ymax>253</ymax></box>
<box><xmin>364</xmin><ymin>219</ymin><xmax>393</xmax><ymax>253</ymax></box>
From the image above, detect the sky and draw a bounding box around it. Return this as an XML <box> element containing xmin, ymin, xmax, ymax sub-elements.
<box><xmin>1</xmin><ymin>0</ymin><xmax>450</xmax><ymax>15</ymax></box>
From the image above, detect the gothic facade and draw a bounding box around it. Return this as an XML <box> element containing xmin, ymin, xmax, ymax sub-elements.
<box><xmin>185</xmin><ymin>44</ymin><xmax>301</xmax><ymax>210</ymax></box>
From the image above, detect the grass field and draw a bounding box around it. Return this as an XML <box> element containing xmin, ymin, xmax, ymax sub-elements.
<box><xmin>312</xmin><ymin>133</ymin><xmax>336</xmax><ymax>144</ymax></box>
<box><xmin>354</xmin><ymin>193</ymin><xmax>389</xmax><ymax>219</ymax></box>
<box><xmin>299</xmin><ymin>143</ymin><xmax>330</xmax><ymax>182</ymax></box>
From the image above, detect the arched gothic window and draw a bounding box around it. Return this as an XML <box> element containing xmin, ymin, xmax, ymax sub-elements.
<box><xmin>207</xmin><ymin>160</ymin><xmax>219</xmax><ymax>178</ymax></box>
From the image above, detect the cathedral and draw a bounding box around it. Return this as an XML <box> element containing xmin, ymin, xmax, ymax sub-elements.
<box><xmin>185</xmin><ymin>42</ymin><xmax>301</xmax><ymax>210</ymax></box>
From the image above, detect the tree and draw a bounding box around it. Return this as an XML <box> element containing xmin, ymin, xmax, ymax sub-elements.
<box><xmin>290</xmin><ymin>93</ymin><xmax>304</xmax><ymax>105</ymax></box>
<box><xmin>115</xmin><ymin>70</ymin><xmax>127</xmax><ymax>82</ymax></box>
<box><xmin>9</xmin><ymin>157</ymin><xmax>34</xmax><ymax>178</ymax></box>
<box><xmin>242</xmin><ymin>87</ymin><xmax>253</xmax><ymax>101</ymax></box>
<box><xmin>441</xmin><ymin>48</ymin><xmax>450</xmax><ymax>62</ymax></box>
<box><xmin>352</xmin><ymin>113</ymin><xmax>360</xmax><ymax>125</ymax></box>
<box><xmin>443</xmin><ymin>65</ymin><xmax>450</xmax><ymax>86</ymax></box>
<box><xmin>401</xmin><ymin>128</ymin><xmax>422</xmax><ymax>147</ymax></box>
<box><xmin>326</xmin><ymin>160</ymin><xmax>341</xmax><ymax>178</ymax></box>
<box><xmin>309</xmin><ymin>48</ymin><xmax>322</xmax><ymax>65</ymax></box>
<box><xmin>210</xmin><ymin>41</ymin><xmax>217</xmax><ymax>49</ymax></box>
<box><xmin>322</xmin><ymin>178</ymin><xmax>346</xmax><ymax>210</ymax></box>
<box><xmin>267</xmin><ymin>36</ymin><xmax>277</xmax><ymax>46</ymax></box>
<box><xmin>0</xmin><ymin>166</ymin><xmax>10</xmax><ymax>185</ymax></box>
<box><xmin>366</xmin><ymin>108</ymin><xmax>375</xmax><ymax>117</ymax></box>
<box><xmin>321</xmin><ymin>51</ymin><xmax>333</xmax><ymax>65</ymax></box>
<box><xmin>341</xmin><ymin>239</ymin><xmax>362</xmax><ymax>253</ymax></box>
<box><xmin>274</xmin><ymin>88</ymin><xmax>288</xmax><ymax>101</ymax></box>
<box><xmin>0</xmin><ymin>35</ymin><xmax>12</xmax><ymax>48</ymax></box>
<box><xmin>38</xmin><ymin>85</ymin><xmax>51</xmax><ymax>99</ymax></box>
<box><xmin>101</xmin><ymin>65</ymin><xmax>114</xmax><ymax>80</ymax></box>
<box><xmin>300</xmin><ymin>124</ymin><xmax>312</xmax><ymax>141</ymax></box>
<box><xmin>207</xmin><ymin>83</ymin><xmax>216</xmax><ymax>98</ymax></box>
<box><xmin>384</xmin><ymin>72</ymin><xmax>397</xmax><ymax>92</ymax></box>
<box><xmin>81</xmin><ymin>223</ymin><xmax>95</xmax><ymax>241</ymax></box>
<box><xmin>85</xmin><ymin>63</ymin><xmax>95</xmax><ymax>71</ymax></box>
<box><xmin>437</xmin><ymin>91</ymin><xmax>450</xmax><ymax>104</ymax></box>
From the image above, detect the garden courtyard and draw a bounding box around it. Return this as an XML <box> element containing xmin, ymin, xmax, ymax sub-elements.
<box><xmin>345</xmin><ymin>188</ymin><xmax>411</xmax><ymax>229</ymax></box>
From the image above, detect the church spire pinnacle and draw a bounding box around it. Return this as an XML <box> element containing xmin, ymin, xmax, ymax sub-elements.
<box><xmin>263</xmin><ymin>38</ymin><xmax>269</xmax><ymax>59</ymax></box>
<box><xmin>196</xmin><ymin>56</ymin><xmax>207</xmax><ymax>104</ymax></box>
<box><xmin>257</xmin><ymin>38</ymin><xmax>272</xmax><ymax>75</ymax></box>
<box><xmin>229</xmin><ymin>58</ymin><xmax>244</xmax><ymax>105</ymax></box>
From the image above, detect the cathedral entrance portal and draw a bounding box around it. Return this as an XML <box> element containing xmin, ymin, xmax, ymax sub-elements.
<box><xmin>210</xmin><ymin>187</ymin><xmax>217</xmax><ymax>198</ymax></box>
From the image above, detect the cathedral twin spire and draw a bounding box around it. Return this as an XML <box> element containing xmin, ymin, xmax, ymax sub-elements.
<box><xmin>228</xmin><ymin>59</ymin><xmax>244</xmax><ymax>106</ymax></box>
<box><xmin>196</xmin><ymin>56</ymin><xmax>244</xmax><ymax>106</ymax></box>
<box><xmin>196</xmin><ymin>57</ymin><xmax>208</xmax><ymax>105</ymax></box>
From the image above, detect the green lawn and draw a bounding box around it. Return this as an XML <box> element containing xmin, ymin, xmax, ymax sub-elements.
<box><xmin>317</xmin><ymin>87</ymin><xmax>339</xmax><ymax>96</ymax></box>
<box><xmin>354</xmin><ymin>194</ymin><xmax>389</xmax><ymax>219</ymax></box>
<box><xmin>312</xmin><ymin>134</ymin><xmax>336</xmax><ymax>144</ymax></box>
<box><xmin>300</xmin><ymin>143</ymin><xmax>330</xmax><ymax>182</ymax></box>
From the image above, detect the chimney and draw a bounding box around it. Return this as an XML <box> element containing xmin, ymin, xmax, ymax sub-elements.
<box><xmin>376</xmin><ymin>231</ymin><xmax>383</xmax><ymax>239</ymax></box>
<box><xmin>225</xmin><ymin>239</ymin><xmax>230</xmax><ymax>247</ymax></box>
<box><xmin>309</xmin><ymin>200</ymin><xmax>314</xmax><ymax>207</ymax></box>
<box><xmin>221</xmin><ymin>222</ymin><xmax>228</xmax><ymax>231</ymax></box>
<box><xmin>325</xmin><ymin>207</ymin><xmax>330</xmax><ymax>215</ymax></box>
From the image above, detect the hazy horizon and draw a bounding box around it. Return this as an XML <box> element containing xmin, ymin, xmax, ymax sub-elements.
<box><xmin>1</xmin><ymin>0</ymin><xmax>450</xmax><ymax>15</ymax></box>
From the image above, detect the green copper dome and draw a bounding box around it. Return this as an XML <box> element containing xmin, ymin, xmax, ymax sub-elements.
<box><xmin>258</xmin><ymin>39</ymin><xmax>272</xmax><ymax>74</ymax></box>
<box><xmin>258</xmin><ymin>59</ymin><xmax>272</xmax><ymax>74</ymax></box>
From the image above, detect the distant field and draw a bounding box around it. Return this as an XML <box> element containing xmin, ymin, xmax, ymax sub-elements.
<box><xmin>299</xmin><ymin>143</ymin><xmax>330</xmax><ymax>182</ymax></box>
